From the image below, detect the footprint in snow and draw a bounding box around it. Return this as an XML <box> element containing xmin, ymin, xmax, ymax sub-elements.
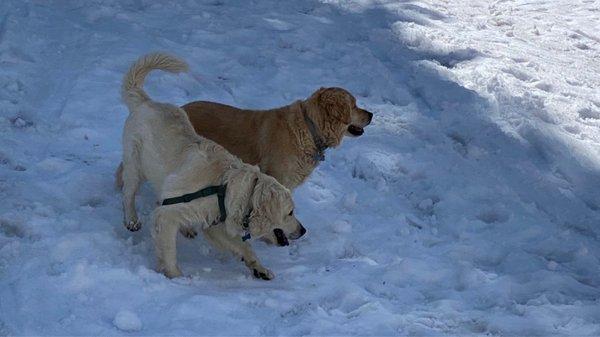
<box><xmin>563</xmin><ymin>125</ymin><xmax>580</xmax><ymax>134</ymax></box>
<box><xmin>80</xmin><ymin>197</ymin><xmax>104</xmax><ymax>208</ymax></box>
<box><xmin>448</xmin><ymin>132</ymin><xmax>469</xmax><ymax>157</ymax></box>
<box><xmin>0</xmin><ymin>219</ymin><xmax>27</xmax><ymax>239</ymax></box>
<box><xmin>534</xmin><ymin>81</ymin><xmax>553</xmax><ymax>92</ymax></box>
<box><xmin>476</xmin><ymin>209</ymin><xmax>509</xmax><ymax>224</ymax></box>
<box><xmin>2</xmin><ymin>78</ymin><xmax>24</xmax><ymax>94</ymax></box>
<box><xmin>0</xmin><ymin>152</ymin><xmax>26</xmax><ymax>171</ymax></box>
<box><xmin>502</xmin><ymin>66</ymin><xmax>536</xmax><ymax>82</ymax></box>
<box><xmin>11</xmin><ymin>116</ymin><xmax>33</xmax><ymax>128</ymax></box>
<box><xmin>577</xmin><ymin>108</ymin><xmax>600</xmax><ymax>120</ymax></box>
<box><xmin>574</xmin><ymin>42</ymin><xmax>591</xmax><ymax>50</ymax></box>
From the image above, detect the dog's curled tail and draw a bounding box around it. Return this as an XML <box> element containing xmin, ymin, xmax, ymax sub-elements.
<box><xmin>122</xmin><ymin>52</ymin><xmax>188</xmax><ymax>109</ymax></box>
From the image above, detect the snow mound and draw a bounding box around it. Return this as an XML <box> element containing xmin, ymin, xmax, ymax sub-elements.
<box><xmin>113</xmin><ymin>310</ymin><xmax>142</xmax><ymax>332</ymax></box>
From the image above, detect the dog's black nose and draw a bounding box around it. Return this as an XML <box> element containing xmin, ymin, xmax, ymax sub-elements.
<box><xmin>367</xmin><ymin>111</ymin><xmax>373</xmax><ymax>123</ymax></box>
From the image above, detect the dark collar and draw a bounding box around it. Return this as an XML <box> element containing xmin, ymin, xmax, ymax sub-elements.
<box><xmin>301</xmin><ymin>104</ymin><xmax>327</xmax><ymax>162</ymax></box>
<box><xmin>162</xmin><ymin>184</ymin><xmax>227</xmax><ymax>222</ymax></box>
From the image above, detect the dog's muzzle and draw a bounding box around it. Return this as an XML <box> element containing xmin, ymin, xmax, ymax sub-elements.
<box><xmin>347</xmin><ymin>109</ymin><xmax>373</xmax><ymax>136</ymax></box>
<box><xmin>289</xmin><ymin>223</ymin><xmax>307</xmax><ymax>240</ymax></box>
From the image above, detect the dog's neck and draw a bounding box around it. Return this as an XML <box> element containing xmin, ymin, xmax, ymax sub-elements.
<box><xmin>298</xmin><ymin>102</ymin><xmax>327</xmax><ymax>163</ymax></box>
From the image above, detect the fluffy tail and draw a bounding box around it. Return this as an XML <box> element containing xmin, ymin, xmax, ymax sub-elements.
<box><xmin>121</xmin><ymin>52</ymin><xmax>188</xmax><ymax>109</ymax></box>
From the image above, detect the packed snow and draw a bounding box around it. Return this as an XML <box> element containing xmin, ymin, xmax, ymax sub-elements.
<box><xmin>1</xmin><ymin>0</ymin><xmax>599</xmax><ymax>335</ymax></box>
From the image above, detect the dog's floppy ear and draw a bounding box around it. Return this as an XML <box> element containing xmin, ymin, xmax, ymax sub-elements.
<box><xmin>246</xmin><ymin>175</ymin><xmax>286</xmax><ymax>238</ymax></box>
<box><xmin>316</xmin><ymin>87</ymin><xmax>352</xmax><ymax>125</ymax></box>
<box><xmin>310</xmin><ymin>87</ymin><xmax>352</xmax><ymax>147</ymax></box>
<box><xmin>223</xmin><ymin>167</ymin><xmax>260</xmax><ymax>237</ymax></box>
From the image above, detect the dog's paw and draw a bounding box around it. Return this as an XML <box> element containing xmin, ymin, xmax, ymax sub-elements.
<box><xmin>252</xmin><ymin>267</ymin><xmax>274</xmax><ymax>281</ymax></box>
<box><xmin>162</xmin><ymin>266</ymin><xmax>183</xmax><ymax>279</ymax></box>
<box><xmin>179</xmin><ymin>227</ymin><xmax>197</xmax><ymax>239</ymax></box>
<box><xmin>125</xmin><ymin>219</ymin><xmax>142</xmax><ymax>232</ymax></box>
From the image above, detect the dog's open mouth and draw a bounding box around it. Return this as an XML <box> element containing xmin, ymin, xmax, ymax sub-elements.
<box><xmin>273</xmin><ymin>228</ymin><xmax>289</xmax><ymax>246</ymax></box>
<box><xmin>347</xmin><ymin>125</ymin><xmax>364</xmax><ymax>136</ymax></box>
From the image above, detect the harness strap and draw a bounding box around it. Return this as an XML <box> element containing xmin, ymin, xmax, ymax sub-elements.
<box><xmin>301</xmin><ymin>104</ymin><xmax>327</xmax><ymax>162</ymax></box>
<box><xmin>161</xmin><ymin>184</ymin><xmax>228</xmax><ymax>222</ymax></box>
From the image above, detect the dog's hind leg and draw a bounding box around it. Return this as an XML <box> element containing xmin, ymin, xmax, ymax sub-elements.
<box><xmin>203</xmin><ymin>227</ymin><xmax>274</xmax><ymax>280</ymax></box>
<box><xmin>152</xmin><ymin>207</ymin><xmax>183</xmax><ymax>278</ymax></box>
<box><xmin>114</xmin><ymin>162</ymin><xmax>125</xmax><ymax>191</ymax></box>
<box><xmin>121</xmin><ymin>143</ymin><xmax>143</xmax><ymax>231</ymax></box>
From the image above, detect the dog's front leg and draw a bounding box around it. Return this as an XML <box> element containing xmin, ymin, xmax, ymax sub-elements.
<box><xmin>152</xmin><ymin>208</ymin><xmax>183</xmax><ymax>278</ymax></box>
<box><xmin>242</xmin><ymin>250</ymin><xmax>274</xmax><ymax>281</ymax></box>
<box><xmin>203</xmin><ymin>226</ymin><xmax>274</xmax><ymax>280</ymax></box>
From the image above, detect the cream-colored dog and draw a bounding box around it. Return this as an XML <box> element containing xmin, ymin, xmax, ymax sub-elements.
<box><xmin>120</xmin><ymin>53</ymin><xmax>305</xmax><ymax>279</ymax></box>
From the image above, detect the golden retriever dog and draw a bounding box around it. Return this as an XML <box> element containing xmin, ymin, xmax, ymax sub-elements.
<box><xmin>183</xmin><ymin>87</ymin><xmax>373</xmax><ymax>189</ymax></box>
<box><xmin>121</xmin><ymin>53</ymin><xmax>305</xmax><ymax>279</ymax></box>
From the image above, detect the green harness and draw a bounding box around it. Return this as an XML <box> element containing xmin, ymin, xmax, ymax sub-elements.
<box><xmin>161</xmin><ymin>184</ymin><xmax>228</xmax><ymax>222</ymax></box>
<box><xmin>161</xmin><ymin>183</ymin><xmax>253</xmax><ymax>241</ymax></box>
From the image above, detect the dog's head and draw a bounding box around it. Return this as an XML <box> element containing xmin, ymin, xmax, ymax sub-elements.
<box><xmin>225</xmin><ymin>167</ymin><xmax>305</xmax><ymax>246</ymax></box>
<box><xmin>307</xmin><ymin>87</ymin><xmax>373</xmax><ymax>147</ymax></box>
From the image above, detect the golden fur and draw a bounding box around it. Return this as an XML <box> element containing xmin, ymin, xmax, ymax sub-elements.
<box><xmin>183</xmin><ymin>87</ymin><xmax>373</xmax><ymax>189</ymax></box>
<box><xmin>120</xmin><ymin>53</ymin><xmax>304</xmax><ymax>279</ymax></box>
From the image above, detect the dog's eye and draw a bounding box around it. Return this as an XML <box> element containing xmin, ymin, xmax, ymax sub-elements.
<box><xmin>288</xmin><ymin>210</ymin><xmax>294</xmax><ymax>216</ymax></box>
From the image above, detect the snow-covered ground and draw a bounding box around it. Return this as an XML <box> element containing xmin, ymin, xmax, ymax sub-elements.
<box><xmin>1</xmin><ymin>0</ymin><xmax>599</xmax><ymax>335</ymax></box>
